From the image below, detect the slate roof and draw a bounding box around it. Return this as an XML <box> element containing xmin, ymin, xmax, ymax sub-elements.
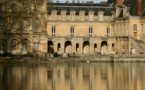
<box><xmin>47</xmin><ymin>3</ymin><xmax>115</xmax><ymax>16</ymax></box>
<box><xmin>107</xmin><ymin>0</ymin><xmax>116</xmax><ymax>5</ymax></box>
<box><xmin>141</xmin><ymin>0</ymin><xmax>145</xmax><ymax>16</ymax></box>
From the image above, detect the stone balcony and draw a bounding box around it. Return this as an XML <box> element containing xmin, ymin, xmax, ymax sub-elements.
<box><xmin>48</xmin><ymin>35</ymin><xmax>110</xmax><ymax>41</ymax></box>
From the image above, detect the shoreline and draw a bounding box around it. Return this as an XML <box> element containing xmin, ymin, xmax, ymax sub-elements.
<box><xmin>1</xmin><ymin>55</ymin><xmax>145</xmax><ymax>64</ymax></box>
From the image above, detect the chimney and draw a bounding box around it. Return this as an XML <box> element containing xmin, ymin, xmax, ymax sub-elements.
<box><xmin>117</xmin><ymin>0</ymin><xmax>124</xmax><ymax>5</ymax></box>
<box><xmin>138</xmin><ymin>0</ymin><xmax>143</xmax><ymax>15</ymax></box>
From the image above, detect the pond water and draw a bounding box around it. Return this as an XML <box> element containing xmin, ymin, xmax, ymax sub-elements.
<box><xmin>0</xmin><ymin>62</ymin><xmax>145</xmax><ymax>90</ymax></box>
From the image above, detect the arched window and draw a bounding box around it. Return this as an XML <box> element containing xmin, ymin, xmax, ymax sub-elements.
<box><xmin>11</xmin><ymin>39</ymin><xmax>18</xmax><ymax>50</ymax></box>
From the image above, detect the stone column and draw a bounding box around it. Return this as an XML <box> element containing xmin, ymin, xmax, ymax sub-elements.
<box><xmin>115</xmin><ymin>38</ymin><xmax>118</xmax><ymax>54</ymax></box>
<box><xmin>29</xmin><ymin>37</ymin><xmax>33</xmax><ymax>53</ymax></box>
<box><xmin>61</xmin><ymin>41</ymin><xmax>65</xmax><ymax>54</ymax></box>
<box><xmin>143</xmin><ymin>24</ymin><xmax>145</xmax><ymax>34</ymax></box>
<box><xmin>54</xmin><ymin>41</ymin><xmax>57</xmax><ymax>53</ymax></box>
<box><xmin>124</xmin><ymin>38</ymin><xmax>128</xmax><ymax>54</ymax></box>
<box><xmin>122</xmin><ymin>24</ymin><xmax>124</xmax><ymax>36</ymax></box>
<box><xmin>124</xmin><ymin>24</ymin><xmax>126</xmax><ymax>36</ymax></box>
<box><xmin>108</xmin><ymin>40</ymin><xmax>112</xmax><ymax>54</ymax></box>
<box><xmin>116</xmin><ymin>25</ymin><xmax>118</xmax><ymax>36</ymax></box>
<box><xmin>114</xmin><ymin>25</ymin><xmax>117</xmax><ymax>36</ymax></box>
<box><xmin>126</xmin><ymin>23</ymin><xmax>129</xmax><ymax>36</ymax></box>
<box><xmin>72</xmin><ymin>42</ymin><xmax>76</xmax><ymax>54</ymax></box>
<box><xmin>120</xmin><ymin>25</ymin><xmax>122</xmax><ymax>36</ymax></box>
<box><xmin>97</xmin><ymin>41</ymin><xmax>101</xmax><ymax>54</ymax></box>
<box><xmin>90</xmin><ymin>39</ymin><xmax>94</xmax><ymax>54</ymax></box>
<box><xmin>112</xmin><ymin>25</ymin><xmax>114</xmax><ymax>37</ymax></box>
<box><xmin>80</xmin><ymin>43</ymin><xmax>83</xmax><ymax>54</ymax></box>
<box><xmin>118</xmin><ymin>38</ymin><xmax>122</xmax><ymax>54</ymax></box>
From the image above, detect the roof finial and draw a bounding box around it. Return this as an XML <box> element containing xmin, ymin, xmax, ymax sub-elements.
<box><xmin>66</xmin><ymin>0</ymin><xmax>69</xmax><ymax>3</ymax></box>
<box><xmin>72</xmin><ymin>0</ymin><xmax>75</xmax><ymax>3</ymax></box>
<box><xmin>56</xmin><ymin>0</ymin><xmax>59</xmax><ymax>3</ymax></box>
<box><xmin>77</xmin><ymin>0</ymin><xmax>80</xmax><ymax>3</ymax></box>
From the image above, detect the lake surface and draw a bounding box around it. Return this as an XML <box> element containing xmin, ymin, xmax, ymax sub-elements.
<box><xmin>0</xmin><ymin>62</ymin><xmax>145</xmax><ymax>90</ymax></box>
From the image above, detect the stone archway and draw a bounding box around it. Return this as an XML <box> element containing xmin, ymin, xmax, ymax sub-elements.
<box><xmin>57</xmin><ymin>43</ymin><xmax>61</xmax><ymax>52</ymax></box>
<box><xmin>22</xmin><ymin>39</ymin><xmax>30</xmax><ymax>54</ymax></box>
<box><xmin>11</xmin><ymin>39</ymin><xmax>20</xmax><ymax>54</ymax></box>
<box><xmin>76</xmin><ymin>43</ymin><xmax>79</xmax><ymax>54</ymax></box>
<box><xmin>48</xmin><ymin>41</ymin><xmax>54</xmax><ymax>54</ymax></box>
<box><xmin>64</xmin><ymin>41</ymin><xmax>72</xmax><ymax>54</ymax></box>
<box><xmin>83</xmin><ymin>41</ymin><xmax>90</xmax><ymax>54</ymax></box>
<box><xmin>94</xmin><ymin>43</ymin><xmax>97</xmax><ymax>53</ymax></box>
<box><xmin>0</xmin><ymin>39</ymin><xmax>7</xmax><ymax>54</ymax></box>
<box><xmin>101</xmin><ymin>41</ymin><xmax>108</xmax><ymax>54</ymax></box>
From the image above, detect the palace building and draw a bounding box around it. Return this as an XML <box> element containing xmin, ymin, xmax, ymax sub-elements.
<box><xmin>0</xmin><ymin>0</ymin><xmax>145</xmax><ymax>56</ymax></box>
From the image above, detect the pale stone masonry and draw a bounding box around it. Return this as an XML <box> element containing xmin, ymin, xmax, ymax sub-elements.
<box><xmin>0</xmin><ymin>0</ymin><xmax>145</xmax><ymax>56</ymax></box>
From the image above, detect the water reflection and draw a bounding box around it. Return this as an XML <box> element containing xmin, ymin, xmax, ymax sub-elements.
<box><xmin>0</xmin><ymin>62</ymin><xmax>145</xmax><ymax>90</ymax></box>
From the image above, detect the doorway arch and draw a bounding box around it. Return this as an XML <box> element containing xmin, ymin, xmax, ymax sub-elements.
<box><xmin>76</xmin><ymin>43</ymin><xmax>79</xmax><ymax>54</ymax></box>
<box><xmin>83</xmin><ymin>41</ymin><xmax>90</xmax><ymax>54</ymax></box>
<box><xmin>101</xmin><ymin>41</ymin><xmax>108</xmax><ymax>54</ymax></box>
<box><xmin>22</xmin><ymin>39</ymin><xmax>30</xmax><ymax>54</ymax></box>
<box><xmin>94</xmin><ymin>43</ymin><xmax>97</xmax><ymax>53</ymax></box>
<box><xmin>64</xmin><ymin>41</ymin><xmax>72</xmax><ymax>54</ymax></box>
<box><xmin>48</xmin><ymin>41</ymin><xmax>54</xmax><ymax>54</ymax></box>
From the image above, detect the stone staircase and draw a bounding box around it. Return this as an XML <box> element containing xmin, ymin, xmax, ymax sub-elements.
<box><xmin>130</xmin><ymin>37</ymin><xmax>145</xmax><ymax>54</ymax></box>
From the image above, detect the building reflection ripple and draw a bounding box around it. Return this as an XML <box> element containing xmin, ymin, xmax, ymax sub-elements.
<box><xmin>0</xmin><ymin>62</ymin><xmax>145</xmax><ymax>90</ymax></box>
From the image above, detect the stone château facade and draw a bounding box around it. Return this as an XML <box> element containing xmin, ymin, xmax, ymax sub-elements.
<box><xmin>0</xmin><ymin>0</ymin><xmax>145</xmax><ymax>56</ymax></box>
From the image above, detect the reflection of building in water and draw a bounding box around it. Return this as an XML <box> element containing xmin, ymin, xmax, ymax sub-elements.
<box><xmin>50</xmin><ymin>63</ymin><xmax>145</xmax><ymax>90</ymax></box>
<box><xmin>1</xmin><ymin>63</ymin><xmax>145</xmax><ymax>90</ymax></box>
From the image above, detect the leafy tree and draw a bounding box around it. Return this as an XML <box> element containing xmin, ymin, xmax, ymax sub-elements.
<box><xmin>0</xmin><ymin>0</ymin><xmax>52</xmax><ymax>54</ymax></box>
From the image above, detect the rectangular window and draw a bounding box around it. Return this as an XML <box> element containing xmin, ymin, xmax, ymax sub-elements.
<box><xmin>70</xmin><ymin>26</ymin><xmax>74</xmax><ymax>36</ymax></box>
<box><xmin>52</xmin><ymin>26</ymin><xmax>56</xmax><ymax>36</ymax></box>
<box><xmin>133</xmin><ymin>32</ymin><xmax>137</xmax><ymax>39</ymax></box>
<box><xmin>133</xmin><ymin>24</ymin><xmax>137</xmax><ymax>30</ymax></box>
<box><xmin>33</xmin><ymin>42</ymin><xmax>39</xmax><ymax>51</ymax></box>
<box><xmin>107</xmin><ymin>27</ymin><xmax>110</xmax><ymax>36</ymax></box>
<box><xmin>89</xmin><ymin>27</ymin><xmax>93</xmax><ymax>37</ymax></box>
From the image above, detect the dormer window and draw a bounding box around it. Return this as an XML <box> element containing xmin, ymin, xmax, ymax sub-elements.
<box><xmin>89</xmin><ymin>11</ymin><xmax>94</xmax><ymax>21</ymax></box>
<box><xmin>79</xmin><ymin>11</ymin><xmax>85</xmax><ymax>21</ymax></box>
<box><xmin>98</xmin><ymin>11</ymin><xmax>104</xmax><ymax>21</ymax></box>
<box><xmin>70</xmin><ymin>10</ymin><xmax>76</xmax><ymax>21</ymax></box>
<box><xmin>51</xmin><ymin>10</ymin><xmax>57</xmax><ymax>20</ymax></box>
<box><xmin>61</xmin><ymin>10</ymin><xmax>67</xmax><ymax>21</ymax></box>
